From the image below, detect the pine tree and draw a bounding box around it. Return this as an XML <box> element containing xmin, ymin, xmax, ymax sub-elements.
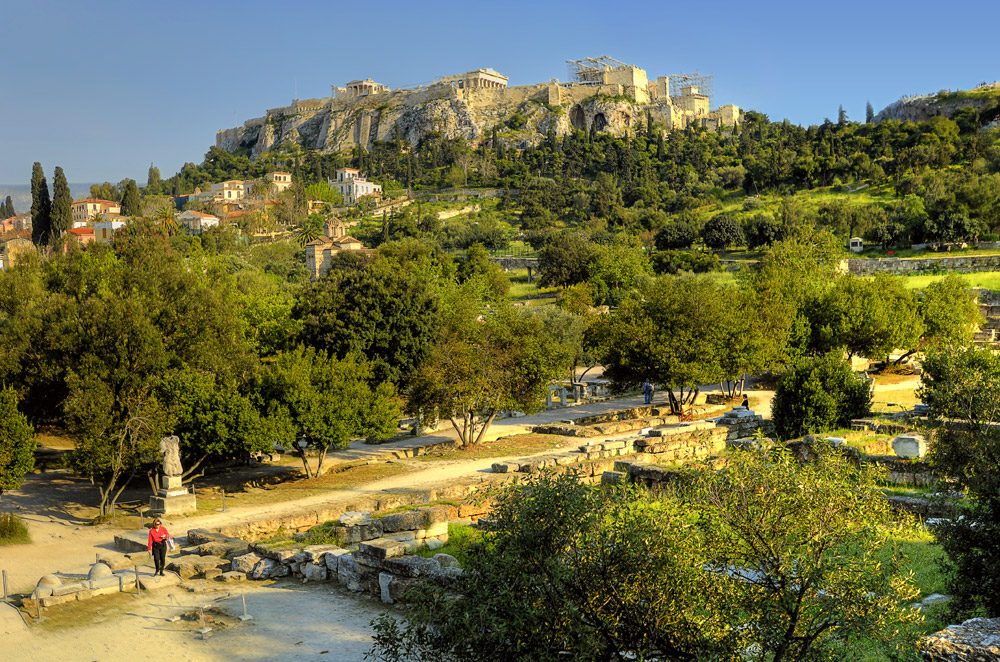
<box><xmin>30</xmin><ymin>162</ymin><xmax>51</xmax><ymax>245</ymax></box>
<box><xmin>837</xmin><ymin>105</ymin><xmax>848</xmax><ymax>125</ymax></box>
<box><xmin>120</xmin><ymin>179</ymin><xmax>141</xmax><ymax>216</ymax></box>
<box><xmin>866</xmin><ymin>101</ymin><xmax>875</xmax><ymax>124</ymax></box>
<box><xmin>50</xmin><ymin>166</ymin><xmax>73</xmax><ymax>240</ymax></box>
<box><xmin>146</xmin><ymin>164</ymin><xmax>162</xmax><ymax>195</ymax></box>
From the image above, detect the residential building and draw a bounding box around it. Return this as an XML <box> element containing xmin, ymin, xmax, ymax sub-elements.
<box><xmin>178</xmin><ymin>210</ymin><xmax>220</xmax><ymax>235</ymax></box>
<box><xmin>265</xmin><ymin>172</ymin><xmax>293</xmax><ymax>193</ymax></box>
<box><xmin>330</xmin><ymin>168</ymin><xmax>382</xmax><ymax>205</ymax></box>
<box><xmin>305</xmin><ymin>219</ymin><xmax>368</xmax><ymax>280</ymax></box>
<box><xmin>67</xmin><ymin>226</ymin><xmax>95</xmax><ymax>249</ymax></box>
<box><xmin>72</xmin><ymin>198</ymin><xmax>121</xmax><ymax>225</ymax></box>
<box><xmin>210</xmin><ymin>180</ymin><xmax>245</xmax><ymax>202</ymax></box>
<box><xmin>94</xmin><ymin>217</ymin><xmax>127</xmax><ymax>243</ymax></box>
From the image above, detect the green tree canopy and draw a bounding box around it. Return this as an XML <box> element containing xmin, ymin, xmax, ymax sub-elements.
<box><xmin>255</xmin><ymin>347</ymin><xmax>400</xmax><ymax>477</ymax></box>
<box><xmin>771</xmin><ymin>352</ymin><xmax>872</xmax><ymax>439</ymax></box>
<box><xmin>920</xmin><ymin>274</ymin><xmax>983</xmax><ymax>347</ymax></box>
<box><xmin>0</xmin><ymin>386</ymin><xmax>35</xmax><ymax>499</ymax></box>
<box><xmin>50</xmin><ymin>166</ymin><xmax>73</xmax><ymax>241</ymax></box>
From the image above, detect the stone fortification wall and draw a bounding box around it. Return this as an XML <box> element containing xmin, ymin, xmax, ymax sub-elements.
<box><xmin>847</xmin><ymin>254</ymin><xmax>1000</xmax><ymax>275</ymax></box>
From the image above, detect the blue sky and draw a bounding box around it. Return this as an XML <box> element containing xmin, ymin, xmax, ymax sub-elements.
<box><xmin>1</xmin><ymin>0</ymin><xmax>998</xmax><ymax>185</ymax></box>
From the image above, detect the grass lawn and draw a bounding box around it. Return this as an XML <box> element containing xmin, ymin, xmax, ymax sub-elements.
<box><xmin>413</xmin><ymin>433</ymin><xmax>572</xmax><ymax>463</ymax></box>
<box><xmin>871</xmin><ymin>389</ymin><xmax>922</xmax><ymax>415</ymax></box>
<box><xmin>894</xmin><ymin>270</ymin><xmax>1000</xmax><ymax>291</ymax></box>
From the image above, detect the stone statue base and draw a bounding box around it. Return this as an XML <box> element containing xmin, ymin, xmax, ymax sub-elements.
<box><xmin>149</xmin><ymin>474</ymin><xmax>197</xmax><ymax>515</ymax></box>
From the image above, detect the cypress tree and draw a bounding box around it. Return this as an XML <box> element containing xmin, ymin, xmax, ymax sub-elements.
<box><xmin>866</xmin><ymin>101</ymin><xmax>875</xmax><ymax>124</ymax></box>
<box><xmin>30</xmin><ymin>162</ymin><xmax>51</xmax><ymax>245</ymax></box>
<box><xmin>50</xmin><ymin>166</ymin><xmax>73</xmax><ymax>240</ymax></box>
<box><xmin>120</xmin><ymin>179</ymin><xmax>141</xmax><ymax>216</ymax></box>
<box><xmin>146</xmin><ymin>164</ymin><xmax>162</xmax><ymax>195</ymax></box>
<box><xmin>4</xmin><ymin>196</ymin><xmax>14</xmax><ymax>218</ymax></box>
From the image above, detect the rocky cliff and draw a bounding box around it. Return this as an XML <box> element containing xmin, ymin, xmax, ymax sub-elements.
<box><xmin>216</xmin><ymin>82</ymin><xmax>672</xmax><ymax>158</ymax></box>
<box><xmin>874</xmin><ymin>85</ymin><xmax>1000</xmax><ymax>125</ymax></box>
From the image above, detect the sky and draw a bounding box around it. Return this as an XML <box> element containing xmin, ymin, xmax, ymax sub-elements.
<box><xmin>1</xmin><ymin>0</ymin><xmax>998</xmax><ymax>186</ymax></box>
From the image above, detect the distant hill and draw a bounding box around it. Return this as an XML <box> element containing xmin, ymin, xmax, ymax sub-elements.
<box><xmin>0</xmin><ymin>183</ymin><xmax>97</xmax><ymax>215</ymax></box>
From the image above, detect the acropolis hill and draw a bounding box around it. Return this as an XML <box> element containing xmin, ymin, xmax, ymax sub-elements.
<box><xmin>216</xmin><ymin>57</ymin><xmax>742</xmax><ymax>158</ymax></box>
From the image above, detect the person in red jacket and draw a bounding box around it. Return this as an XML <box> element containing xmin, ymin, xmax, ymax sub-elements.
<box><xmin>147</xmin><ymin>519</ymin><xmax>171</xmax><ymax>576</ymax></box>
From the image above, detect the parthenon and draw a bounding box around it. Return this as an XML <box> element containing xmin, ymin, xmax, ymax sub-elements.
<box><xmin>436</xmin><ymin>68</ymin><xmax>509</xmax><ymax>90</ymax></box>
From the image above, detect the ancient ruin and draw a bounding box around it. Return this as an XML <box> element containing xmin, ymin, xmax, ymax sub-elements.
<box><xmin>216</xmin><ymin>57</ymin><xmax>742</xmax><ymax>158</ymax></box>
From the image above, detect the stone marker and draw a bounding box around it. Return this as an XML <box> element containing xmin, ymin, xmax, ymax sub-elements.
<box><xmin>892</xmin><ymin>434</ymin><xmax>927</xmax><ymax>459</ymax></box>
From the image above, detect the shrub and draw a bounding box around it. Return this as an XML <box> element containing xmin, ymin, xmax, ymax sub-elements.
<box><xmin>0</xmin><ymin>512</ymin><xmax>30</xmax><ymax>545</ymax></box>
<box><xmin>654</xmin><ymin>221</ymin><xmax>697</xmax><ymax>250</ymax></box>
<box><xmin>701</xmin><ymin>214</ymin><xmax>745</xmax><ymax>250</ymax></box>
<box><xmin>742</xmin><ymin>213</ymin><xmax>783</xmax><ymax>249</ymax></box>
<box><xmin>771</xmin><ymin>352</ymin><xmax>872</xmax><ymax>439</ymax></box>
<box><xmin>651</xmin><ymin>250</ymin><xmax>721</xmax><ymax>275</ymax></box>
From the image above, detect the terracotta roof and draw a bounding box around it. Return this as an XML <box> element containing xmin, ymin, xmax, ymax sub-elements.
<box><xmin>69</xmin><ymin>227</ymin><xmax>95</xmax><ymax>236</ymax></box>
<box><xmin>183</xmin><ymin>211</ymin><xmax>219</xmax><ymax>219</ymax></box>
<box><xmin>73</xmin><ymin>198</ymin><xmax>119</xmax><ymax>206</ymax></box>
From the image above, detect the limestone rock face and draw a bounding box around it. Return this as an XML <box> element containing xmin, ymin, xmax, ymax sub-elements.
<box><xmin>920</xmin><ymin>617</ymin><xmax>1000</xmax><ymax>661</ymax></box>
<box><xmin>875</xmin><ymin>88</ymin><xmax>1000</xmax><ymax>125</ymax></box>
<box><xmin>217</xmin><ymin>85</ymin><xmax>656</xmax><ymax>161</ymax></box>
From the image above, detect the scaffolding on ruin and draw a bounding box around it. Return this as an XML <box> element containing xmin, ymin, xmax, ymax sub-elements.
<box><xmin>566</xmin><ymin>55</ymin><xmax>629</xmax><ymax>84</ymax></box>
<box><xmin>668</xmin><ymin>72</ymin><xmax>714</xmax><ymax>105</ymax></box>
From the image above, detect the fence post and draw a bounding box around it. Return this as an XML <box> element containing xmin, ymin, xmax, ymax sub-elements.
<box><xmin>2</xmin><ymin>569</ymin><xmax>8</xmax><ymax>602</ymax></box>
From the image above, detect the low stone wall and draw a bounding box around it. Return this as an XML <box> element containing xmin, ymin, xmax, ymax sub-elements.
<box><xmin>847</xmin><ymin>254</ymin><xmax>1000</xmax><ymax>276</ymax></box>
<box><xmin>920</xmin><ymin>617</ymin><xmax>1000</xmax><ymax>660</ymax></box>
<box><xmin>223</xmin><ymin>508</ymin><xmax>461</xmax><ymax>605</ymax></box>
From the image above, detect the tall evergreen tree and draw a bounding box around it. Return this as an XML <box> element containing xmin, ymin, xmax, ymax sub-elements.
<box><xmin>866</xmin><ymin>101</ymin><xmax>875</xmax><ymax>124</ymax></box>
<box><xmin>50</xmin><ymin>166</ymin><xmax>73</xmax><ymax>240</ymax></box>
<box><xmin>30</xmin><ymin>162</ymin><xmax>51</xmax><ymax>245</ymax></box>
<box><xmin>120</xmin><ymin>179</ymin><xmax>141</xmax><ymax>216</ymax></box>
<box><xmin>837</xmin><ymin>105</ymin><xmax>848</xmax><ymax>125</ymax></box>
<box><xmin>146</xmin><ymin>164</ymin><xmax>162</xmax><ymax>195</ymax></box>
<box><xmin>4</xmin><ymin>196</ymin><xmax>14</xmax><ymax>218</ymax></box>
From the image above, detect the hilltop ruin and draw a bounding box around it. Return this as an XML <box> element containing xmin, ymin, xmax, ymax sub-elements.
<box><xmin>216</xmin><ymin>57</ymin><xmax>742</xmax><ymax>159</ymax></box>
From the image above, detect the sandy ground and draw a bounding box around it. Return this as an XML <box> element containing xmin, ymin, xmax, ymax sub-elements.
<box><xmin>3</xmin><ymin>579</ymin><xmax>392</xmax><ymax>662</ymax></box>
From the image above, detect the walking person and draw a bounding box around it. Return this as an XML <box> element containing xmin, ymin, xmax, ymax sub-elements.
<box><xmin>148</xmin><ymin>518</ymin><xmax>172</xmax><ymax>577</ymax></box>
<box><xmin>643</xmin><ymin>379</ymin><xmax>653</xmax><ymax>405</ymax></box>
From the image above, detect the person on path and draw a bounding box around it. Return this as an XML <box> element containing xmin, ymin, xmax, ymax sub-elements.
<box><xmin>148</xmin><ymin>518</ymin><xmax>172</xmax><ymax>577</ymax></box>
<box><xmin>643</xmin><ymin>380</ymin><xmax>653</xmax><ymax>405</ymax></box>
<box><xmin>741</xmin><ymin>393</ymin><xmax>749</xmax><ymax>409</ymax></box>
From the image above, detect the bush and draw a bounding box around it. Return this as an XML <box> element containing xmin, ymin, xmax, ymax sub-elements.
<box><xmin>0</xmin><ymin>512</ymin><xmax>30</xmax><ymax>545</ymax></box>
<box><xmin>651</xmin><ymin>250</ymin><xmax>721</xmax><ymax>275</ymax></box>
<box><xmin>653</xmin><ymin>221</ymin><xmax>697</xmax><ymax>250</ymax></box>
<box><xmin>771</xmin><ymin>352</ymin><xmax>872</xmax><ymax>439</ymax></box>
<box><xmin>701</xmin><ymin>214</ymin><xmax>745</xmax><ymax>250</ymax></box>
<box><xmin>742</xmin><ymin>214</ymin><xmax>783</xmax><ymax>249</ymax></box>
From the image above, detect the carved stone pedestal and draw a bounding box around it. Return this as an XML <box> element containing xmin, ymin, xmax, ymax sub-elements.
<box><xmin>149</xmin><ymin>475</ymin><xmax>197</xmax><ymax>515</ymax></box>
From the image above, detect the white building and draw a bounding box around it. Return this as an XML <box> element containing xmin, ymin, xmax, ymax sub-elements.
<box><xmin>209</xmin><ymin>180</ymin><xmax>245</xmax><ymax>201</ymax></box>
<box><xmin>178</xmin><ymin>210</ymin><xmax>220</xmax><ymax>234</ymax></box>
<box><xmin>330</xmin><ymin>168</ymin><xmax>382</xmax><ymax>205</ymax></box>
<box><xmin>94</xmin><ymin>216</ymin><xmax>126</xmax><ymax>243</ymax></box>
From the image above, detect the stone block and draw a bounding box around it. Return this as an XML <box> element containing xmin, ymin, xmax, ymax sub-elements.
<box><xmin>420</xmin><ymin>507</ymin><xmax>449</xmax><ymax>526</ymax></box>
<box><xmin>380</xmin><ymin>510</ymin><xmax>423</xmax><ymax>533</ymax></box>
<box><xmin>382</xmin><ymin>555</ymin><xmax>441</xmax><ymax>578</ymax></box>
<box><xmin>601</xmin><ymin>471</ymin><xmax>626</xmax><ymax>485</ymax></box>
<box><xmin>204</xmin><ymin>568</ymin><xmax>223</xmax><ymax>580</ymax></box>
<box><xmin>186</xmin><ymin>529</ymin><xmax>229</xmax><ymax>546</ymax></box>
<box><xmin>303</xmin><ymin>544</ymin><xmax>345</xmax><ymax>562</ymax></box>
<box><xmin>90</xmin><ymin>576</ymin><xmax>121</xmax><ymax>590</ymax></box>
<box><xmin>250</xmin><ymin>558</ymin><xmax>277</xmax><ymax>580</ymax></box>
<box><xmin>269</xmin><ymin>563</ymin><xmax>290</xmax><ymax>578</ymax></box>
<box><xmin>51</xmin><ymin>582</ymin><xmax>85</xmax><ymax>597</ymax></box>
<box><xmin>76</xmin><ymin>585</ymin><xmax>121</xmax><ymax>600</ymax></box>
<box><xmin>338</xmin><ymin>557</ymin><xmax>364</xmax><ymax>592</ymax></box>
<box><xmin>302</xmin><ymin>562</ymin><xmax>327</xmax><ymax>582</ymax></box>
<box><xmin>425</xmin><ymin>538</ymin><xmax>445</xmax><ymax>551</ymax></box>
<box><xmin>114</xmin><ymin>530</ymin><xmax>150</xmax><ymax>553</ymax></box>
<box><xmin>359</xmin><ymin>538</ymin><xmax>406</xmax><ymax>561</ymax></box>
<box><xmin>137</xmin><ymin>572</ymin><xmax>181</xmax><ymax>591</ymax></box>
<box><xmin>423</xmin><ymin>522</ymin><xmax>448</xmax><ymax>538</ymax></box>
<box><xmin>231</xmin><ymin>553</ymin><xmax>262</xmax><ymax>574</ymax></box>
<box><xmin>434</xmin><ymin>553</ymin><xmax>460</xmax><ymax>568</ymax></box>
<box><xmin>221</xmin><ymin>571</ymin><xmax>246</xmax><ymax>583</ymax></box>
<box><xmin>148</xmin><ymin>491</ymin><xmax>197</xmax><ymax>515</ymax></box>
<box><xmin>379</xmin><ymin>572</ymin><xmax>394</xmax><ymax>604</ymax></box>
<box><xmin>323</xmin><ymin>548</ymin><xmax>352</xmax><ymax>571</ymax></box>
<box><xmin>41</xmin><ymin>594</ymin><xmax>77</xmax><ymax>607</ymax></box>
<box><xmin>338</xmin><ymin>511</ymin><xmax>371</xmax><ymax>527</ymax></box>
<box><xmin>491</xmin><ymin>461</ymin><xmax>519</xmax><ymax>473</ymax></box>
<box><xmin>96</xmin><ymin>553</ymin><xmax>133</xmax><ymax>572</ymax></box>
<box><xmin>893</xmin><ymin>435</ymin><xmax>927</xmax><ymax>459</ymax></box>
<box><xmin>386</xmin><ymin>531</ymin><xmax>416</xmax><ymax>543</ymax></box>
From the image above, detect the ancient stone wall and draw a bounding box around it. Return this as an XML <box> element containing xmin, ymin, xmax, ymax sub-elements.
<box><xmin>847</xmin><ymin>254</ymin><xmax>1000</xmax><ymax>275</ymax></box>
